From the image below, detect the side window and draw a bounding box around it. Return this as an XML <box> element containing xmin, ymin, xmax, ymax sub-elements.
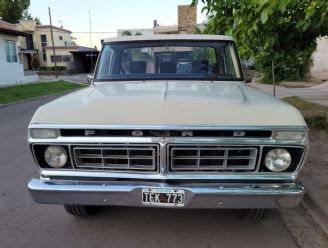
<box><xmin>218</xmin><ymin>44</ymin><xmax>240</xmax><ymax>78</ymax></box>
<box><xmin>97</xmin><ymin>45</ymin><xmax>114</xmax><ymax>79</ymax></box>
<box><xmin>223</xmin><ymin>45</ymin><xmax>236</xmax><ymax>76</ymax></box>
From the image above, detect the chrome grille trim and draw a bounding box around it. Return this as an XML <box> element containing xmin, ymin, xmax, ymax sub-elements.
<box><xmin>73</xmin><ymin>144</ymin><xmax>159</xmax><ymax>172</ymax></box>
<box><xmin>168</xmin><ymin>145</ymin><xmax>258</xmax><ymax>172</ymax></box>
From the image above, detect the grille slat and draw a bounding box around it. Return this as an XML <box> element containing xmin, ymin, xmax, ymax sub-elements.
<box><xmin>169</xmin><ymin>146</ymin><xmax>258</xmax><ymax>172</ymax></box>
<box><xmin>73</xmin><ymin>145</ymin><xmax>158</xmax><ymax>172</ymax></box>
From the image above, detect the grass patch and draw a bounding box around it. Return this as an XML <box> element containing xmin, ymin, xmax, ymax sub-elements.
<box><xmin>0</xmin><ymin>81</ymin><xmax>86</xmax><ymax>104</ymax></box>
<box><xmin>283</xmin><ymin>96</ymin><xmax>328</xmax><ymax>112</ymax></box>
<box><xmin>283</xmin><ymin>96</ymin><xmax>328</xmax><ymax>130</ymax></box>
<box><xmin>304</xmin><ymin>116</ymin><xmax>328</xmax><ymax>129</ymax></box>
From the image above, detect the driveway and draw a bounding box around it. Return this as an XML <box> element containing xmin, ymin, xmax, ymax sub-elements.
<box><xmin>0</xmin><ymin>95</ymin><xmax>325</xmax><ymax>248</ymax></box>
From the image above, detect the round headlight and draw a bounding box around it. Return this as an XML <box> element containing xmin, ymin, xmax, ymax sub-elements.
<box><xmin>265</xmin><ymin>148</ymin><xmax>292</xmax><ymax>172</ymax></box>
<box><xmin>44</xmin><ymin>145</ymin><xmax>68</xmax><ymax>168</ymax></box>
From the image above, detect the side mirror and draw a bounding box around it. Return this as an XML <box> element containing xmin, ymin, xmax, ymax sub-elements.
<box><xmin>87</xmin><ymin>75</ymin><xmax>94</xmax><ymax>85</ymax></box>
<box><xmin>241</xmin><ymin>60</ymin><xmax>254</xmax><ymax>83</ymax></box>
<box><xmin>245</xmin><ymin>75</ymin><xmax>252</xmax><ymax>83</ymax></box>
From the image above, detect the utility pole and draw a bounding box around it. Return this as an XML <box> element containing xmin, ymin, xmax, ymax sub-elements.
<box><xmin>89</xmin><ymin>10</ymin><xmax>94</xmax><ymax>73</ymax></box>
<box><xmin>89</xmin><ymin>10</ymin><xmax>92</xmax><ymax>47</ymax></box>
<box><xmin>272</xmin><ymin>60</ymin><xmax>275</xmax><ymax>97</ymax></box>
<box><xmin>48</xmin><ymin>7</ymin><xmax>57</xmax><ymax>78</ymax></box>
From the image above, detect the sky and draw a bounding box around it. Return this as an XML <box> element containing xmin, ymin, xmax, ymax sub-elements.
<box><xmin>29</xmin><ymin>0</ymin><xmax>207</xmax><ymax>49</ymax></box>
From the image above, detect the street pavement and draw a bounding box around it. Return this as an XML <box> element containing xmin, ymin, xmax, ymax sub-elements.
<box><xmin>250</xmin><ymin>81</ymin><xmax>328</xmax><ymax>106</ymax></box>
<box><xmin>0</xmin><ymin>95</ymin><xmax>325</xmax><ymax>248</ymax></box>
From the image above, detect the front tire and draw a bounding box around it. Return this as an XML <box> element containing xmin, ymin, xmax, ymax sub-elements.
<box><xmin>64</xmin><ymin>205</ymin><xmax>99</xmax><ymax>217</ymax></box>
<box><xmin>238</xmin><ymin>209</ymin><xmax>267</xmax><ymax>222</ymax></box>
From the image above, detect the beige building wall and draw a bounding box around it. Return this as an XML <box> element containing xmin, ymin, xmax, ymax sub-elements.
<box><xmin>19</xmin><ymin>53</ymin><xmax>29</xmax><ymax>70</ymax></box>
<box><xmin>44</xmin><ymin>48</ymin><xmax>77</xmax><ymax>67</ymax></box>
<box><xmin>310</xmin><ymin>36</ymin><xmax>328</xmax><ymax>81</ymax></box>
<box><xmin>36</xmin><ymin>29</ymin><xmax>72</xmax><ymax>67</ymax></box>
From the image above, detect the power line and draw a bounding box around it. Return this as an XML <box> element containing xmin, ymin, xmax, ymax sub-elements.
<box><xmin>73</xmin><ymin>31</ymin><xmax>118</xmax><ymax>33</ymax></box>
<box><xmin>34</xmin><ymin>30</ymin><xmax>119</xmax><ymax>34</ymax></box>
<box><xmin>89</xmin><ymin>10</ymin><xmax>92</xmax><ymax>46</ymax></box>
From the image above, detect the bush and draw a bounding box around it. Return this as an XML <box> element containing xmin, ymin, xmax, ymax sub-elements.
<box><xmin>39</xmin><ymin>66</ymin><xmax>67</xmax><ymax>71</ymax></box>
<box><xmin>30</xmin><ymin>55</ymin><xmax>40</xmax><ymax>69</ymax></box>
<box><xmin>256</xmin><ymin>45</ymin><xmax>316</xmax><ymax>84</ymax></box>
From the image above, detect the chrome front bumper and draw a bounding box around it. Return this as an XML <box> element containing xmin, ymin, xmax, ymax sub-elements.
<box><xmin>28</xmin><ymin>179</ymin><xmax>305</xmax><ymax>209</ymax></box>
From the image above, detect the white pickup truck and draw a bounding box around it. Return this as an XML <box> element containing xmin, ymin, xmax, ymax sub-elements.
<box><xmin>28</xmin><ymin>35</ymin><xmax>308</xmax><ymax>222</ymax></box>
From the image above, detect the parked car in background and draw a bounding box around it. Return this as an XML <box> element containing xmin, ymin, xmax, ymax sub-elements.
<box><xmin>28</xmin><ymin>35</ymin><xmax>308</xmax><ymax>222</ymax></box>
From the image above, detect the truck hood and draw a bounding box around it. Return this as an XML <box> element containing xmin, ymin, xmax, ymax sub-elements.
<box><xmin>30</xmin><ymin>81</ymin><xmax>306</xmax><ymax>127</ymax></box>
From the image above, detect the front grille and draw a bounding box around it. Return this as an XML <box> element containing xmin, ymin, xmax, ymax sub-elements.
<box><xmin>168</xmin><ymin>145</ymin><xmax>258</xmax><ymax>172</ymax></box>
<box><xmin>73</xmin><ymin>144</ymin><xmax>159</xmax><ymax>172</ymax></box>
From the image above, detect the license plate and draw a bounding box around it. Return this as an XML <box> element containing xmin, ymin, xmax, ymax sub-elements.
<box><xmin>142</xmin><ymin>188</ymin><xmax>185</xmax><ymax>207</ymax></box>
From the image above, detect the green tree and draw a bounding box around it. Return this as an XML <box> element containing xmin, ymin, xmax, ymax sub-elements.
<box><xmin>121</xmin><ymin>30</ymin><xmax>132</xmax><ymax>36</ymax></box>
<box><xmin>22</xmin><ymin>10</ymin><xmax>41</xmax><ymax>24</ymax></box>
<box><xmin>0</xmin><ymin>0</ymin><xmax>30</xmax><ymax>23</ymax></box>
<box><xmin>135</xmin><ymin>31</ymin><xmax>142</xmax><ymax>36</ymax></box>
<box><xmin>194</xmin><ymin>0</ymin><xmax>328</xmax><ymax>82</ymax></box>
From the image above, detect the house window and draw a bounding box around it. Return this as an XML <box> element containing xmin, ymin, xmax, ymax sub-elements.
<box><xmin>50</xmin><ymin>55</ymin><xmax>71</xmax><ymax>62</ymax></box>
<box><xmin>63</xmin><ymin>55</ymin><xmax>71</xmax><ymax>62</ymax></box>
<box><xmin>59</xmin><ymin>36</ymin><xmax>63</xmax><ymax>40</ymax></box>
<box><xmin>40</xmin><ymin>34</ymin><xmax>47</xmax><ymax>47</ymax></box>
<box><xmin>4</xmin><ymin>40</ymin><xmax>18</xmax><ymax>63</ymax></box>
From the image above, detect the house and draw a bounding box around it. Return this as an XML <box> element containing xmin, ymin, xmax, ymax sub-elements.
<box><xmin>117</xmin><ymin>28</ymin><xmax>154</xmax><ymax>36</ymax></box>
<box><xmin>117</xmin><ymin>5</ymin><xmax>198</xmax><ymax>36</ymax></box>
<box><xmin>0</xmin><ymin>20</ymin><xmax>38</xmax><ymax>86</ymax></box>
<box><xmin>17</xmin><ymin>20</ymin><xmax>98</xmax><ymax>73</ymax></box>
<box><xmin>17</xmin><ymin>20</ymin><xmax>74</xmax><ymax>68</ymax></box>
<box><xmin>44</xmin><ymin>45</ymin><xmax>99</xmax><ymax>73</ymax></box>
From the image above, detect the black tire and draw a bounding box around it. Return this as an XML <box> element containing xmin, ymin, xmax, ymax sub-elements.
<box><xmin>238</xmin><ymin>209</ymin><xmax>267</xmax><ymax>223</ymax></box>
<box><xmin>64</xmin><ymin>205</ymin><xmax>99</xmax><ymax>217</ymax></box>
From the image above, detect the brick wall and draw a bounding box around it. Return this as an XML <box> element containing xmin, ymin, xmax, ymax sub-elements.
<box><xmin>178</xmin><ymin>5</ymin><xmax>197</xmax><ymax>34</ymax></box>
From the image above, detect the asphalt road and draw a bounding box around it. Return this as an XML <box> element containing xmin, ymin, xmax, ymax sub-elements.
<box><xmin>250</xmin><ymin>81</ymin><xmax>328</xmax><ymax>106</ymax></box>
<box><xmin>0</xmin><ymin>95</ymin><xmax>309</xmax><ymax>248</ymax></box>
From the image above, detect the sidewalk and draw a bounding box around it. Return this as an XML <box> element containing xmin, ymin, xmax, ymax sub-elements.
<box><xmin>250</xmin><ymin>81</ymin><xmax>328</xmax><ymax>106</ymax></box>
<box><xmin>300</xmin><ymin>130</ymin><xmax>328</xmax><ymax>233</ymax></box>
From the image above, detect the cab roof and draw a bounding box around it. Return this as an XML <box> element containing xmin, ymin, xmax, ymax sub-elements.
<box><xmin>104</xmin><ymin>34</ymin><xmax>234</xmax><ymax>43</ymax></box>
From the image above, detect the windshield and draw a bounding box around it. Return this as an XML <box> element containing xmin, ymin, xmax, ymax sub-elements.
<box><xmin>95</xmin><ymin>41</ymin><xmax>243</xmax><ymax>81</ymax></box>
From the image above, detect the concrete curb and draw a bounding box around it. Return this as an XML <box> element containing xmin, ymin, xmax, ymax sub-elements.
<box><xmin>301</xmin><ymin>193</ymin><xmax>328</xmax><ymax>235</ymax></box>
<box><xmin>0</xmin><ymin>90</ymin><xmax>76</xmax><ymax>109</ymax></box>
